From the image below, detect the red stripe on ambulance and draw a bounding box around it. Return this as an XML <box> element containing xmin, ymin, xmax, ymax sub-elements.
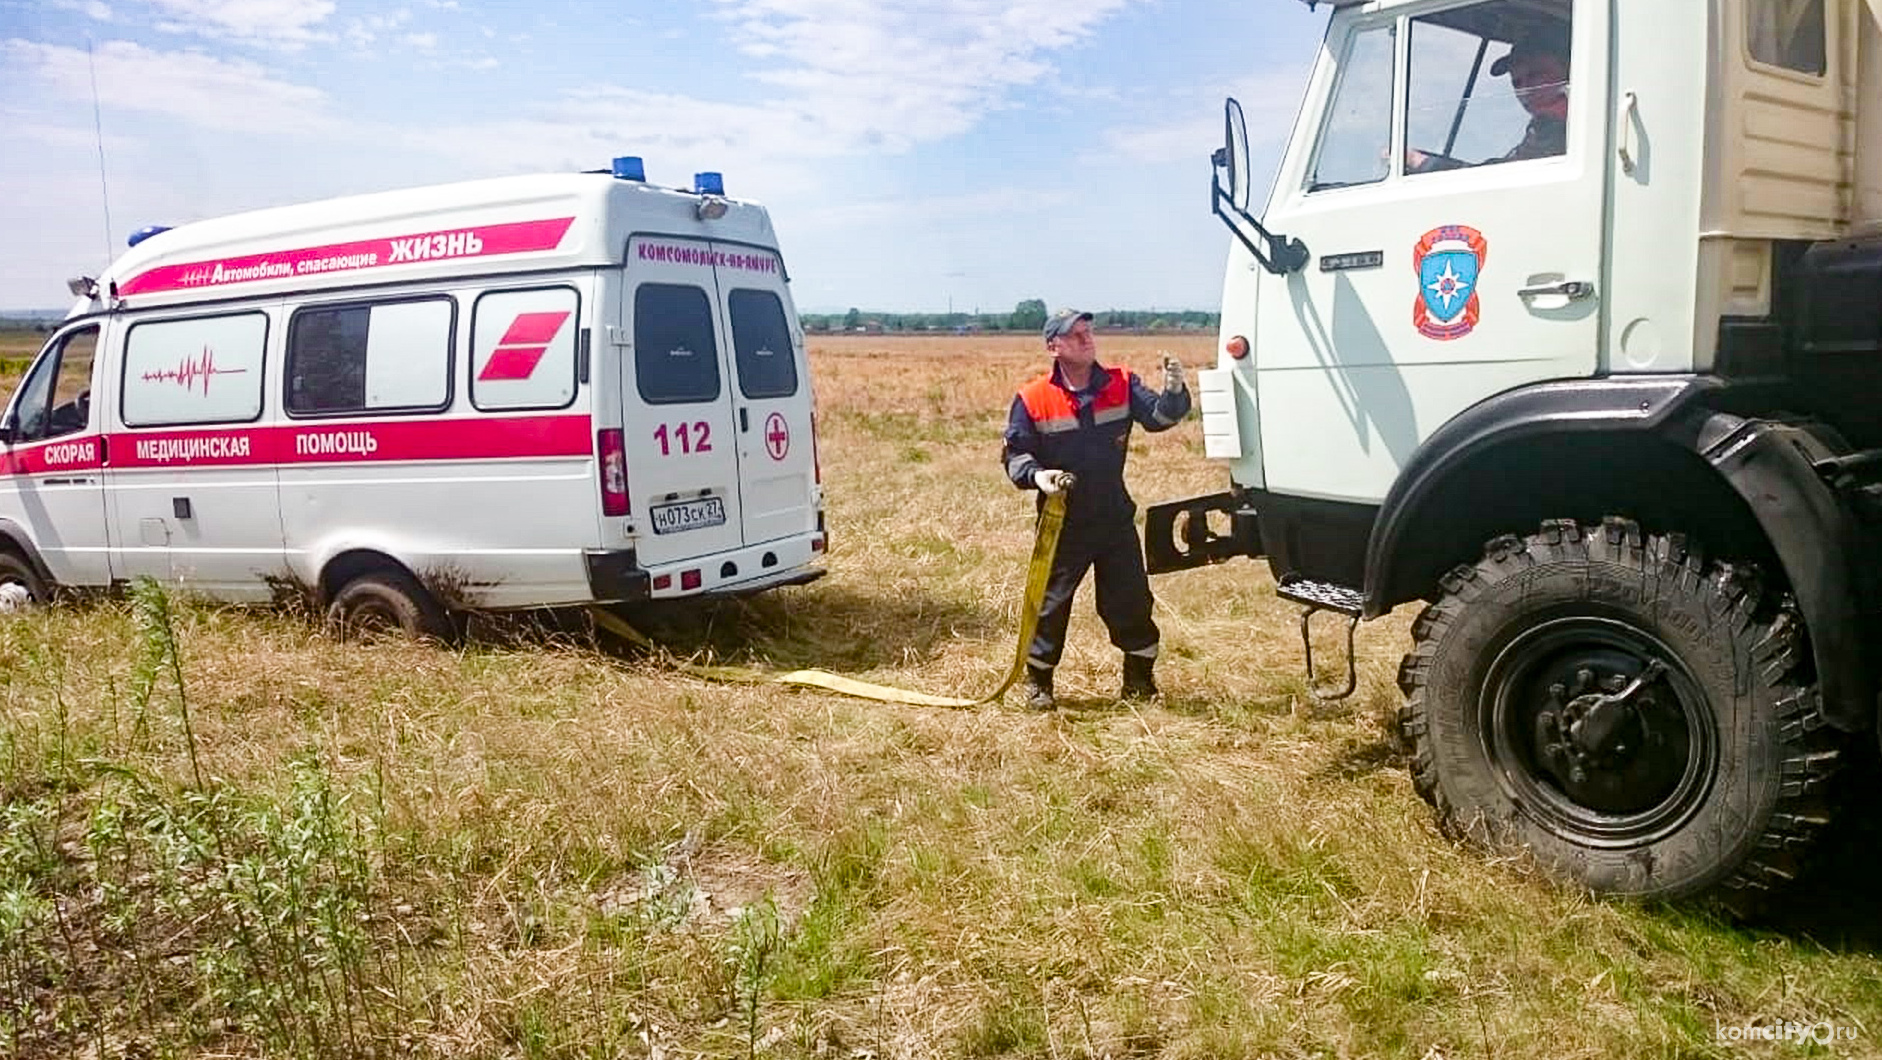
<box><xmin>0</xmin><ymin>435</ymin><xmax>106</xmax><ymax>476</ymax></box>
<box><xmin>478</xmin><ymin>310</ymin><xmax>571</xmax><ymax>382</ymax></box>
<box><xmin>117</xmin><ymin>217</ymin><xmax>578</xmax><ymax>296</ymax></box>
<box><xmin>104</xmin><ymin>414</ymin><xmax>593</xmax><ymax>469</ymax></box>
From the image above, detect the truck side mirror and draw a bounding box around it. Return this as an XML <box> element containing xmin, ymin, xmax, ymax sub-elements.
<box><xmin>1220</xmin><ymin>97</ymin><xmax>1252</xmax><ymax>213</ymax></box>
<box><xmin>0</xmin><ymin>422</ymin><xmax>14</xmax><ymax>446</ymax></box>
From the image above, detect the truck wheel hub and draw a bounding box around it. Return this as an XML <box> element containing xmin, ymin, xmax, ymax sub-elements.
<box><xmin>1486</xmin><ymin>619</ymin><xmax>1714</xmax><ymax>840</ymax></box>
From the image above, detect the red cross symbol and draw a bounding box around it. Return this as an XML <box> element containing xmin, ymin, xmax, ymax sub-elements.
<box><xmin>764</xmin><ymin>412</ymin><xmax>790</xmax><ymax>460</ymax></box>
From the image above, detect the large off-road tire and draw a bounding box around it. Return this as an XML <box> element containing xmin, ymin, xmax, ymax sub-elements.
<box><xmin>1396</xmin><ymin>518</ymin><xmax>1847</xmax><ymax>913</ymax></box>
<box><xmin>325</xmin><ymin>570</ymin><xmax>453</xmax><ymax>642</ymax></box>
<box><xmin>0</xmin><ymin>551</ymin><xmax>48</xmax><ymax>613</ymax></box>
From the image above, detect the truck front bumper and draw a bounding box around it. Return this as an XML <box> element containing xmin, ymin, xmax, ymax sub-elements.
<box><xmin>1143</xmin><ymin>491</ymin><xmax>1265</xmax><ymax>575</ymax></box>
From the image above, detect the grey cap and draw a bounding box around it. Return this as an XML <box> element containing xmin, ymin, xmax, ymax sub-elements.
<box><xmin>1490</xmin><ymin>23</ymin><xmax>1570</xmax><ymax>77</ymax></box>
<box><xmin>1042</xmin><ymin>308</ymin><xmax>1093</xmax><ymax>345</ymax></box>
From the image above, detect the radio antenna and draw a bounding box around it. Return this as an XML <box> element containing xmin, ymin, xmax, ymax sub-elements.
<box><xmin>87</xmin><ymin>37</ymin><xmax>115</xmax><ymax>263</ymax></box>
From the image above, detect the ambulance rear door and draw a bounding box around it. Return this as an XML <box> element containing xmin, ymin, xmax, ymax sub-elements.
<box><xmin>620</xmin><ymin>236</ymin><xmax>745</xmax><ymax>565</ymax></box>
<box><xmin>710</xmin><ymin>242</ymin><xmax>815</xmax><ymax>547</ymax></box>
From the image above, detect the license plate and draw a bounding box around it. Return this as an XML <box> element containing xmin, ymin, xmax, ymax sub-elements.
<box><xmin>650</xmin><ymin>497</ymin><xmax>727</xmax><ymax>534</ymax></box>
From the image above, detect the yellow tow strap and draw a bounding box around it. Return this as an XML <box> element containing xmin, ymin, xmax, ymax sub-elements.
<box><xmin>589</xmin><ymin>491</ymin><xmax>1068</xmax><ymax>708</ymax></box>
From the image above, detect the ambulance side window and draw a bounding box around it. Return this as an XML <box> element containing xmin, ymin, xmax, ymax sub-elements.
<box><xmin>470</xmin><ymin>286</ymin><xmax>580</xmax><ymax>411</ymax></box>
<box><xmin>287</xmin><ymin>297</ymin><xmax>453</xmax><ymax>416</ymax></box>
<box><xmin>7</xmin><ymin>327</ymin><xmax>98</xmax><ymax>443</ymax></box>
<box><xmin>634</xmin><ymin>284</ymin><xmax>720</xmax><ymax>405</ymax></box>
<box><xmin>121</xmin><ymin>312</ymin><xmax>268</xmax><ymax>427</ymax></box>
<box><xmin>1748</xmin><ymin>0</ymin><xmax>1825</xmax><ymax>75</ymax></box>
<box><xmin>728</xmin><ymin>289</ymin><xmax>798</xmax><ymax>400</ymax></box>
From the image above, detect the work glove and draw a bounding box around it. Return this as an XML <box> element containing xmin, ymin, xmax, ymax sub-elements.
<box><xmin>1160</xmin><ymin>354</ymin><xmax>1187</xmax><ymax>395</ymax></box>
<box><xmin>1033</xmin><ymin>469</ymin><xmax>1071</xmax><ymax>495</ymax></box>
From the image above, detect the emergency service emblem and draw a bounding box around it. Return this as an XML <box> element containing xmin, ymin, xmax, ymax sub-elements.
<box><xmin>1412</xmin><ymin>225</ymin><xmax>1488</xmax><ymax>341</ymax></box>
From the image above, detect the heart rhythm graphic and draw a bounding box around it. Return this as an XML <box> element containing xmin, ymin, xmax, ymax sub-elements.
<box><xmin>142</xmin><ymin>345</ymin><xmax>248</xmax><ymax>395</ymax></box>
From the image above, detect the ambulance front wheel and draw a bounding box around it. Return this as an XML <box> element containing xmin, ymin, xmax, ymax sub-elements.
<box><xmin>327</xmin><ymin>570</ymin><xmax>453</xmax><ymax>642</ymax></box>
<box><xmin>0</xmin><ymin>552</ymin><xmax>48</xmax><ymax>613</ymax></box>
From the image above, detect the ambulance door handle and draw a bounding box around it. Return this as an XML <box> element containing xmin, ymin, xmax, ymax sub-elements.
<box><xmin>739</xmin><ymin>407</ymin><xmax>749</xmax><ymax>432</ymax></box>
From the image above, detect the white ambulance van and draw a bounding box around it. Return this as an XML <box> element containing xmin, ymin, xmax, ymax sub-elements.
<box><xmin>0</xmin><ymin>159</ymin><xmax>827</xmax><ymax>636</ymax></box>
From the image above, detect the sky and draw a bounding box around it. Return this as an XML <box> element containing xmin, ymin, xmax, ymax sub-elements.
<box><xmin>0</xmin><ymin>0</ymin><xmax>1329</xmax><ymax>315</ymax></box>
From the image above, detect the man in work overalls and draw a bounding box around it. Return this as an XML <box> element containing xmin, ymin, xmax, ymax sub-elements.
<box><xmin>1001</xmin><ymin>309</ymin><xmax>1192</xmax><ymax>710</ymax></box>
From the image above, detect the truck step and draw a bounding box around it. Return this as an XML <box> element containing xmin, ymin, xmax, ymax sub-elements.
<box><xmin>1275</xmin><ymin>575</ymin><xmax>1363</xmax><ymax>701</ymax></box>
<box><xmin>1275</xmin><ymin>575</ymin><xmax>1364</xmax><ymax>617</ymax></box>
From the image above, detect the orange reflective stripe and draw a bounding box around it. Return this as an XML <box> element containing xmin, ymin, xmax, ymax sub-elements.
<box><xmin>1019</xmin><ymin>367</ymin><xmax>1132</xmax><ymax>430</ymax></box>
<box><xmin>1019</xmin><ymin>375</ymin><xmax>1075</xmax><ymax>424</ymax></box>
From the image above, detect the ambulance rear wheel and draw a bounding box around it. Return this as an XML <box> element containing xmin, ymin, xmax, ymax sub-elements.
<box><xmin>327</xmin><ymin>571</ymin><xmax>453</xmax><ymax>642</ymax></box>
<box><xmin>1396</xmin><ymin>518</ymin><xmax>1848</xmax><ymax>915</ymax></box>
<box><xmin>0</xmin><ymin>552</ymin><xmax>47</xmax><ymax>613</ymax></box>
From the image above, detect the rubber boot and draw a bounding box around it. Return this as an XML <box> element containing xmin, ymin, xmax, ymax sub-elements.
<box><xmin>1023</xmin><ymin>665</ymin><xmax>1056</xmax><ymax>711</ymax></box>
<box><xmin>1120</xmin><ymin>654</ymin><xmax>1158</xmax><ymax>701</ymax></box>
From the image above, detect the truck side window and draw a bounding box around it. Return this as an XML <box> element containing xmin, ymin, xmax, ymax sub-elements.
<box><xmin>1308</xmin><ymin>22</ymin><xmax>1396</xmax><ymax>191</ymax></box>
<box><xmin>1748</xmin><ymin>0</ymin><xmax>1825</xmax><ymax>75</ymax></box>
<box><xmin>122</xmin><ymin>313</ymin><xmax>268</xmax><ymax>427</ymax></box>
<box><xmin>8</xmin><ymin>327</ymin><xmax>98</xmax><ymax>443</ymax></box>
<box><xmin>287</xmin><ymin>298</ymin><xmax>453</xmax><ymax>416</ymax></box>
<box><xmin>1406</xmin><ymin>2</ymin><xmax>1571</xmax><ymax>174</ymax></box>
<box><xmin>728</xmin><ymin>289</ymin><xmax>798</xmax><ymax>400</ymax></box>
<box><xmin>634</xmin><ymin>284</ymin><xmax>721</xmax><ymax>405</ymax></box>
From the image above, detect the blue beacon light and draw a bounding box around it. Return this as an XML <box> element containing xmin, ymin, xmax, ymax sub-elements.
<box><xmin>127</xmin><ymin>225</ymin><xmax>172</xmax><ymax>248</ymax></box>
<box><xmin>694</xmin><ymin>172</ymin><xmax>725</xmax><ymax>196</ymax></box>
<box><xmin>611</xmin><ymin>156</ymin><xmax>646</xmax><ymax>181</ymax></box>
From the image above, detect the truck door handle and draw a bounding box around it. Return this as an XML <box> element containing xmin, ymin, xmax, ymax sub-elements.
<box><xmin>1618</xmin><ymin>91</ymin><xmax>1641</xmax><ymax>175</ymax></box>
<box><xmin>739</xmin><ymin>407</ymin><xmax>749</xmax><ymax>432</ymax></box>
<box><xmin>1518</xmin><ymin>280</ymin><xmax>1595</xmax><ymax>300</ymax></box>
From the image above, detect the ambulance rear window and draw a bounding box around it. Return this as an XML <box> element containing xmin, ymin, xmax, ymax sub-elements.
<box><xmin>287</xmin><ymin>297</ymin><xmax>453</xmax><ymax>416</ymax></box>
<box><xmin>634</xmin><ymin>284</ymin><xmax>721</xmax><ymax>405</ymax></box>
<box><xmin>728</xmin><ymin>289</ymin><xmax>798</xmax><ymax>400</ymax></box>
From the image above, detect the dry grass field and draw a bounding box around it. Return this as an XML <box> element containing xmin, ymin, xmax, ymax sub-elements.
<box><xmin>0</xmin><ymin>328</ymin><xmax>40</xmax><ymax>392</ymax></box>
<box><xmin>2</xmin><ymin>332</ymin><xmax>1880</xmax><ymax>1059</ymax></box>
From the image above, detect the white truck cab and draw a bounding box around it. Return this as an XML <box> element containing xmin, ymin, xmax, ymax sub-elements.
<box><xmin>1150</xmin><ymin>0</ymin><xmax>1882</xmax><ymax>913</ymax></box>
<box><xmin>0</xmin><ymin>161</ymin><xmax>827</xmax><ymax>634</ymax></box>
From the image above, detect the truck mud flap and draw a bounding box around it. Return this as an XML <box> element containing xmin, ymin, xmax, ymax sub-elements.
<box><xmin>1144</xmin><ymin>492</ymin><xmax>1263</xmax><ymax>575</ymax></box>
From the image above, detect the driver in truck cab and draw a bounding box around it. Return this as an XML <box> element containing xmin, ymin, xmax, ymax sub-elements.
<box><xmin>1407</xmin><ymin>22</ymin><xmax>1570</xmax><ymax>172</ymax></box>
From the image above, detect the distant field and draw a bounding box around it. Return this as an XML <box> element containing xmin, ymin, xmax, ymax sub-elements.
<box><xmin>2</xmin><ymin>332</ymin><xmax>1879</xmax><ymax>1058</ymax></box>
<box><xmin>0</xmin><ymin>328</ymin><xmax>37</xmax><ymax>392</ymax></box>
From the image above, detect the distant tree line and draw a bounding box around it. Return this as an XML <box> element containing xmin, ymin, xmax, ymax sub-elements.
<box><xmin>803</xmin><ymin>299</ymin><xmax>1219</xmax><ymax>334</ymax></box>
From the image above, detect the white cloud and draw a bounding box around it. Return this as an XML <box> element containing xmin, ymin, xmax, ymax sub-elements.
<box><xmin>2</xmin><ymin>38</ymin><xmax>337</xmax><ymax>133</ymax></box>
<box><xmin>403</xmin><ymin>31</ymin><xmax>437</xmax><ymax>50</ymax></box>
<box><xmin>343</xmin><ymin>8</ymin><xmax>412</xmax><ymax>47</ymax></box>
<box><xmin>51</xmin><ymin>0</ymin><xmax>116</xmax><ymax>20</ymax></box>
<box><xmin>145</xmin><ymin>0</ymin><xmax>336</xmax><ymax>48</ymax></box>
<box><xmin>1098</xmin><ymin>67</ymin><xmax>1313</xmax><ymax>166</ymax></box>
<box><xmin>402</xmin><ymin>86</ymin><xmax>836</xmax><ymax>189</ymax></box>
<box><xmin>415</xmin><ymin>0</ymin><xmax>1141</xmax><ymax>182</ymax></box>
<box><xmin>792</xmin><ymin>187</ymin><xmax>1072</xmax><ymax>229</ymax></box>
<box><xmin>713</xmin><ymin>0</ymin><xmax>1135</xmax><ymax>148</ymax></box>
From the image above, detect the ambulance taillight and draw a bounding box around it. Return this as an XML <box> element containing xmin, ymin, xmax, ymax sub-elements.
<box><xmin>598</xmin><ymin>429</ymin><xmax>630</xmax><ymax>516</ymax></box>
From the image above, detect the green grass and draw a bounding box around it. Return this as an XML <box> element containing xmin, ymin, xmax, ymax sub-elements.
<box><xmin>1</xmin><ymin>336</ymin><xmax>1879</xmax><ymax>1058</ymax></box>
